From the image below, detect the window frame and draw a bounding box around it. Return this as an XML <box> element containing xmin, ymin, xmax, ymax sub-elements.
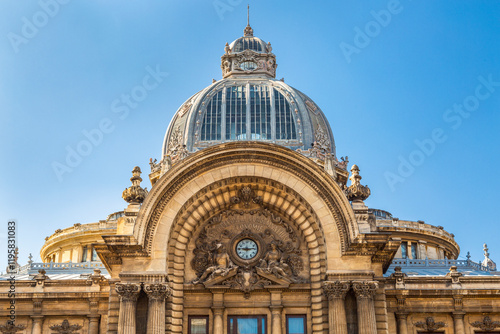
<box><xmin>188</xmin><ymin>315</ymin><xmax>209</xmax><ymax>334</ymax></box>
<box><xmin>227</xmin><ymin>315</ymin><xmax>267</xmax><ymax>334</ymax></box>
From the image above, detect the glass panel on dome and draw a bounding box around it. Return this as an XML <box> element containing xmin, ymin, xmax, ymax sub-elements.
<box><xmin>201</xmin><ymin>91</ymin><xmax>222</xmax><ymax>141</ymax></box>
<box><xmin>226</xmin><ymin>86</ymin><xmax>247</xmax><ymax>140</ymax></box>
<box><xmin>250</xmin><ymin>85</ymin><xmax>272</xmax><ymax>140</ymax></box>
<box><xmin>233</xmin><ymin>38</ymin><xmax>263</xmax><ymax>52</ymax></box>
<box><xmin>274</xmin><ymin>89</ymin><xmax>297</xmax><ymax>140</ymax></box>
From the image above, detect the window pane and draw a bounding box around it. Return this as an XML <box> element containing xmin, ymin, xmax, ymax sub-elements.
<box><xmin>190</xmin><ymin>318</ymin><xmax>207</xmax><ymax>334</ymax></box>
<box><xmin>237</xmin><ymin>318</ymin><xmax>258</xmax><ymax>334</ymax></box>
<box><xmin>82</xmin><ymin>247</ymin><xmax>87</xmax><ymax>262</ymax></box>
<box><xmin>274</xmin><ymin>89</ymin><xmax>297</xmax><ymax>140</ymax></box>
<box><xmin>200</xmin><ymin>91</ymin><xmax>223</xmax><ymax>141</ymax></box>
<box><xmin>250</xmin><ymin>85</ymin><xmax>271</xmax><ymax>140</ymax></box>
<box><xmin>411</xmin><ymin>243</ymin><xmax>418</xmax><ymax>259</ymax></box>
<box><xmin>226</xmin><ymin>86</ymin><xmax>247</xmax><ymax>140</ymax></box>
<box><xmin>91</xmin><ymin>248</ymin><xmax>98</xmax><ymax>261</ymax></box>
<box><xmin>401</xmin><ymin>242</ymin><xmax>407</xmax><ymax>259</ymax></box>
<box><xmin>287</xmin><ymin>317</ymin><xmax>305</xmax><ymax>334</ymax></box>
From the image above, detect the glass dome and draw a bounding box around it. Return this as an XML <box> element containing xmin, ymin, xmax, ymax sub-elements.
<box><xmin>163</xmin><ymin>79</ymin><xmax>336</xmax><ymax>158</ymax></box>
<box><xmin>230</xmin><ymin>36</ymin><xmax>268</xmax><ymax>53</ymax></box>
<box><xmin>161</xmin><ymin>25</ymin><xmax>337</xmax><ymax>167</ymax></box>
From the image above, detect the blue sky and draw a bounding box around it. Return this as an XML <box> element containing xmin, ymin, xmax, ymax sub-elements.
<box><xmin>0</xmin><ymin>1</ymin><xmax>499</xmax><ymax>272</ymax></box>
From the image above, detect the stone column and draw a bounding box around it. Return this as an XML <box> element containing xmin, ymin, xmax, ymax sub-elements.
<box><xmin>395</xmin><ymin>312</ymin><xmax>408</xmax><ymax>334</ymax></box>
<box><xmin>213</xmin><ymin>307</ymin><xmax>224</xmax><ymax>334</ymax></box>
<box><xmin>88</xmin><ymin>316</ymin><xmax>100</xmax><ymax>334</ymax></box>
<box><xmin>352</xmin><ymin>281</ymin><xmax>378</xmax><ymax>334</ymax></box>
<box><xmin>31</xmin><ymin>316</ymin><xmax>44</xmax><ymax>334</ymax></box>
<box><xmin>270</xmin><ymin>306</ymin><xmax>282</xmax><ymax>334</ymax></box>
<box><xmin>322</xmin><ymin>281</ymin><xmax>350</xmax><ymax>334</ymax></box>
<box><xmin>453</xmin><ymin>312</ymin><xmax>465</xmax><ymax>334</ymax></box>
<box><xmin>144</xmin><ymin>283</ymin><xmax>171</xmax><ymax>334</ymax></box>
<box><xmin>115</xmin><ymin>282</ymin><xmax>141</xmax><ymax>334</ymax></box>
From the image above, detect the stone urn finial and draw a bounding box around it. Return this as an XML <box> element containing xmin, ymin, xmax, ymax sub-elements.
<box><xmin>345</xmin><ymin>164</ymin><xmax>371</xmax><ymax>202</ymax></box>
<box><xmin>122</xmin><ymin>166</ymin><xmax>148</xmax><ymax>204</ymax></box>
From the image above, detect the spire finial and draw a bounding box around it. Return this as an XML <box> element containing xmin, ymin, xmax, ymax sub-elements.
<box><xmin>243</xmin><ymin>5</ymin><xmax>253</xmax><ymax>37</ymax></box>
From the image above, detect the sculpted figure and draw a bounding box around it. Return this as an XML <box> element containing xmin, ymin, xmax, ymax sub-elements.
<box><xmin>193</xmin><ymin>244</ymin><xmax>235</xmax><ymax>284</ymax></box>
<box><xmin>258</xmin><ymin>243</ymin><xmax>292</xmax><ymax>279</ymax></box>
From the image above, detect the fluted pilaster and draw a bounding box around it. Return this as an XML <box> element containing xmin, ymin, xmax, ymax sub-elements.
<box><xmin>144</xmin><ymin>283</ymin><xmax>171</xmax><ymax>334</ymax></box>
<box><xmin>352</xmin><ymin>281</ymin><xmax>378</xmax><ymax>334</ymax></box>
<box><xmin>31</xmin><ymin>316</ymin><xmax>44</xmax><ymax>334</ymax></box>
<box><xmin>116</xmin><ymin>282</ymin><xmax>141</xmax><ymax>334</ymax></box>
<box><xmin>322</xmin><ymin>281</ymin><xmax>350</xmax><ymax>334</ymax></box>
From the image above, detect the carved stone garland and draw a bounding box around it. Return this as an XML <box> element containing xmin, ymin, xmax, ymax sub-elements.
<box><xmin>470</xmin><ymin>316</ymin><xmax>500</xmax><ymax>331</ymax></box>
<box><xmin>191</xmin><ymin>185</ymin><xmax>306</xmax><ymax>293</ymax></box>
<box><xmin>414</xmin><ymin>317</ymin><xmax>447</xmax><ymax>332</ymax></box>
<box><xmin>0</xmin><ymin>323</ymin><xmax>26</xmax><ymax>334</ymax></box>
<box><xmin>49</xmin><ymin>320</ymin><xmax>82</xmax><ymax>334</ymax></box>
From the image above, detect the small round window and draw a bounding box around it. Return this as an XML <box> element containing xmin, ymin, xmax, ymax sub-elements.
<box><xmin>240</xmin><ymin>61</ymin><xmax>257</xmax><ymax>71</ymax></box>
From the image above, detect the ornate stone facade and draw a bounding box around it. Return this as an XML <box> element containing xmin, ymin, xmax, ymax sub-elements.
<box><xmin>1</xmin><ymin>18</ymin><xmax>500</xmax><ymax>334</ymax></box>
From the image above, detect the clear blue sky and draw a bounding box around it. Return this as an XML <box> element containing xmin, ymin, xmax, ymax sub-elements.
<box><xmin>0</xmin><ymin>1</ymin><xmax>499</xmax><ymax>272</ymax></box>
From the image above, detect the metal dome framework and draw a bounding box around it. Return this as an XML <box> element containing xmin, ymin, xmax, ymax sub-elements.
<box><xmin>162</xmin><ymin>79</ymin><xmax>336</xmax><ymax>158</ymax></box>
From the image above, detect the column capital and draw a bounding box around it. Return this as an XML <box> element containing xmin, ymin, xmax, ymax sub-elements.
<box><xmin>144</xmin><ymin>282</ymin><xmax>171</xmax><ymax>301</ymax></box>
<box><xmin>212</xmin><ymin>307</ymin><xmax>224</xmax><ymax>316</ymax></box>
<box><xmin>322</xmin><ymin>281</ymin><xmax>350</xmax><ymax>300</ymax></box>
<box><xmin>31</xmin><ymin>315</ymin><xmax>44</xmax><ymax>321</ymax></box>
<box><xmin>115</xmin><ymin>282</ymin><xmax>141</xmax><ymax>302</ymax></box>
<box><xmin>395</xmin><ymin>312</ymin><xmax>408</xmax><ymax>320</ymax></box>
<box><xmin>352</xmin><ymin>281</ymin><xmax>378</xmax><ymax>299</ymax></box>
<box><xmin>452</xmin><ymin>312</ymin><xmax>466</xmax><ymax>319</ymax></box>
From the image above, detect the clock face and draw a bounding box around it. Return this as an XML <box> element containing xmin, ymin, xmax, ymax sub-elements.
<box><xmin>236</xmin><ymin>239</ymin><xmax>258</xmax><ymax>260</ymax></box>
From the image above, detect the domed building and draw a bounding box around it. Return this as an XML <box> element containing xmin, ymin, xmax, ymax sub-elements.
<box><xmin>1</xmin><ymin>22</ymin><xmax>500</xmax><ymax>334</ymax></box>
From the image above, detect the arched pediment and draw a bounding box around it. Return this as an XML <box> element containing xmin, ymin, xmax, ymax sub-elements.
<box><xmin>133</xmin><ymin>142</ymin><xmax>359</xmax><ymax>262</ymax></box>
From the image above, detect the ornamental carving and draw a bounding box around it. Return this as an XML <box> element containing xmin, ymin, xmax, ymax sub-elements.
<box><xmin>296</xmin><ymin>125</ymin><xmax>331</xmax><ymax>162</ymax></box>
<box><xmin>221</xmin><ymin>48</ymin><xmax>277</xmax><ymax>78</ymax></box>
<box><xmin>390</xmin><ymin>266</ymin><xmax>407</xmax><ymax>289</ymax></box>
<box><xmin>414</xmin><ymin>317</ymin><xmax>446</xmax><ymax>332</ymax></box>
<box><xmin>122</xmin><ymin>166</ymin><xmax>148</xmax><ymax>204</ymax></box>
<box><xmin>345</xmin><ymin>164</ymin><xmax>370</xmax><ymax>202</ymax></box>
<box><xmin>49</xmin><ymin>319</ymin><xmax>82</xmax><ymax>334</ymax></box>
<box><xmin>166</xmin><ymin>126</ymin><xmax>190</xmax><ymax>165</ymax></box>
<box><xmin>470</xmin><ymin>316</ymin><xmax>500</xmax><ymax>331</ymax></box>
<box><xmin>352</xmin><ymin>281</ymin><xmax>378</xmax><ymax>299</ymax></box>
<box><xmin>191</xmin><ymin>186</ymin><xmax>306</xmax><ymax>292</ymax></box>
<box><xmin>115</xmin><ymin>283</ymin><xmax>141</xmax><ymax>302</ymax></box>
<box><xmin>0</xmin><ymin>323</ymin><xmax>26</xmax><ymax>334</ymax></box>
<box><xmin>144</xmin><ymin>283</ymin><xmax>171</xmax><ymax>301</ymax></box>
<box><xmin>322</xmin><ymin>281</ymin><xmax>350</xmax><ymax>300</ymax></box>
